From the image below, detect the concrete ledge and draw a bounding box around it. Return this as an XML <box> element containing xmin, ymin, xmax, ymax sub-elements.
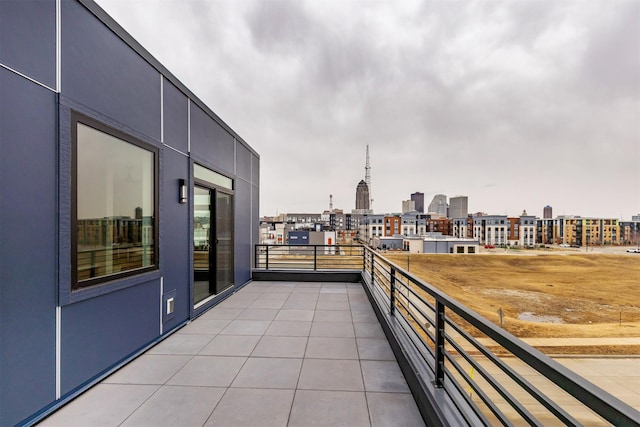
<box><xmin>252</xmin><ymin>269</ymin><xmax>362</xmax><ymax>282</ymax></box>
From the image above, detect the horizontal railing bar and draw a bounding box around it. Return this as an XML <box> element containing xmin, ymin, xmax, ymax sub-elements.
<box><xmin>446</xmin><ymin>337</ymin><xmax>545</xmax><ymax>427</ymax></box>
<box><xmin>446</xmin><ymin>352</ymin><xmax>512</xmax><ymax>427</ymax></box>
<box><xmin>445</xmin><ymin>318</ymin><xmax>579</xmax><ymax>425</ymax></box>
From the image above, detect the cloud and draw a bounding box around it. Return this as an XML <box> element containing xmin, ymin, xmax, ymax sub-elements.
<box><xmin>96</xmin><ymin>0</ymin><xmax>640</xmax><ymax>218</ymax></box>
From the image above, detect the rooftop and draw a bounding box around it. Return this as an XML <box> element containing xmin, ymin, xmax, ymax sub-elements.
<box><xmin>39</xmin><ymin>280</ymin><xmax>425</xmax><ymax>426</ymax></box>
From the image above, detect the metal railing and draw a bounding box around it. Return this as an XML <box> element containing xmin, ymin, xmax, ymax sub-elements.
<box><xmin>361</xmin><ymin>245</ymin><xmax>639</xmax><ymax>426</ymax></box>
<box><xmin>253</xmin><ymin>243</ymin><xmax>640</xmax><ymax>426</ymax></box>
<box><xmin>254</xmin><ymin>244</ymin><xmax>364</xmax><ymax>271</ymax></box>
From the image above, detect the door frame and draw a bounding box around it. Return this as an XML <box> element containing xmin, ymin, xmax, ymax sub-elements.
<box><xmin>191</xmin><ymin>164</ymin><xmax>235</xmax><ymax>314</ymax></box>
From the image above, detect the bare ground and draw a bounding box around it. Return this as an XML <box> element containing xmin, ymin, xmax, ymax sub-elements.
<box><xmin>385</xmin><ymin>253</ymin><xmax>640</xmax><ymax>354</ymax></box>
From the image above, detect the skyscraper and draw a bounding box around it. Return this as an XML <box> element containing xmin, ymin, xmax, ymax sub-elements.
<box><xmin>543</xmin><ymin>205</ymin><xmax>553</xmax><ymax>219</ymax></box>
<box><xmin>449</xmin><ymin>196</ymin><xmax>468</xmax><ymax>219</ymax></box>
<box><xmin>402</xmin><ymin>200</ymin><xmax>416</xmax><ymax>213</ymax></box>
<box><xmin>411</xmin><ymin>192</ymin><xmax>424</xmax><ymax>213</ymax></box>
<box><xmin>428</xmin><ymin>194</ymin><xmax>448</xmax><ymax>217</ymax></box>
<box><xmin>355</xmin><ymin>180</ymin><xmax>370</xmax><ymax>211</ymax></box>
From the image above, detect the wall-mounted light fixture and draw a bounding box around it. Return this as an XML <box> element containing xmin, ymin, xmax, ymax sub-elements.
<box><xmin>179</xmin><ymin>179</ymin><xmax>187</xmax><ymax>204</ymax></box>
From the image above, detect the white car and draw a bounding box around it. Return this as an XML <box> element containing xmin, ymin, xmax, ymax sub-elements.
<box><xmin>559</xmin><ymin>243</ymin><xmax>570</xmax><ymax>248</ymax></box>
<box><xmin>626</xmin><ymin>248</ymin><xmax>640</xmax><ymax>253</ymax></box>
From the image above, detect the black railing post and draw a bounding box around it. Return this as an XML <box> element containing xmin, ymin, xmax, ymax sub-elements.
<box><xmin>390</xmin><ymin>266</ymin><xmax>396</xmax><ymax>316</ymax></box>
<box><xmin>435</xmin><ymin>300</ymin><xmax>445</xmax><ymax>388</ymax></box>
<box><xmin>370</xmin><ymin>250</ymin><xmax>374</xmax><ymax>282</ymax></box>
<box><xmin>314</xmin><ymin>245</ymin><xmax>317</xmax><ymax>271</ymax></box>
<box><xmin>265</xmin><ymin>245</ymin><xmax>269</xmax><ymax>270</ymax></box>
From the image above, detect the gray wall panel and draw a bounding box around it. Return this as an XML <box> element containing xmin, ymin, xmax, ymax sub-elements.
<box><xmin>252</xmin><ymin>184</ymin><xmax>260</xmax><ymax>258</ymax></box>
<box><xmin>61</xmin><ymin>1</ymin><xmax>161</xmax><ymax>140</ymax></box>
<box><xmin>190</xmin><ymin>104</ymin><xmax>234</xmax><ymax>175</ymax></box>
<box><xmin>60</xmin><ymin>279</ymin><xmax>160</xmax><ymax>394</ymax></box>
<box><xmin>162</xmin><ymin>79</ymin><xmax>188</xmax><ymax>153</ymax></box>
<box><xmin>235</xmin><ymin>179</ymin><xmax>252</xmax><ymax>285</ymax></box>
<box><xmin>160</xmin><ymin>149</ymin><xmax>190</xmax><ymax>331</ymax></box>
<box><xmin>236</xmin><ymin>143</ymin><xmax>251</xmax><ymax>181</ymax></box>
<box><xmin>0</xmin><ymin>69</ymin><xmax>57</xmax><ymax>426</ymax></box>
<box><xmin>0</xmin><ymin>0</ymin><xmax>56</xmax><ymax>89</ymax></box>
<box><xmin>251</xmin><ymin>154</ymin><xmax>260</xmax><ymax>187</ymax></box>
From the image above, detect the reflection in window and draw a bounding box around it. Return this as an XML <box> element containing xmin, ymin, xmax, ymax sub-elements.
<box><xmin>73</xmin><ymin>115</ymin><xmax>158</xmax><ymax>289</ymax></box>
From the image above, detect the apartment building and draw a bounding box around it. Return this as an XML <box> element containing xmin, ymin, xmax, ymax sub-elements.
<box><xmin>554</xmin><ymin>216</ymin><xmax>620</xmax><ymax>246</ymax></box>
<box><xmin>1</xmin><ymin>2</ymin><xmax>259</xmax><ymax>424</ymax></box>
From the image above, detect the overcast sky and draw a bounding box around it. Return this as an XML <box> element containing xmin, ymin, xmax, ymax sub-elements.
<box><xmin>96</xmin><ymin>0</ymin><xmax>639</xmax><ymax>219</ymax></box>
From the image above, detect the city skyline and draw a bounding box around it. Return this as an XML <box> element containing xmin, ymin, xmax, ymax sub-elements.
<box><xmin>96</xmin><ymin>0</ymin><xmax>639</xmax><ymax>220</ymax></box>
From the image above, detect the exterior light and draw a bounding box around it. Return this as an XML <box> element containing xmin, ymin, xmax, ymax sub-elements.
<box><xmin>179</xmin><ymin>179</ymin><xmax>187</xmax><ymax>204</ymax></box>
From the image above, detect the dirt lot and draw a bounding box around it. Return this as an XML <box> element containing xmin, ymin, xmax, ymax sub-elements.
<box><xmin>385</xmin><ymin>252</ymin><xmax>640</xmax><ymax>354</ymax></box>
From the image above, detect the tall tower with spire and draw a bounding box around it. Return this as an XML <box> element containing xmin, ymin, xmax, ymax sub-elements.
<box><xmin>365</xmin><ymin>145</ymin><xmax>372</xmax><ymax>210</ymax></box>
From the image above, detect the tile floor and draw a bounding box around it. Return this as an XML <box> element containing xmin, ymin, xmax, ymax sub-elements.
<box><xmin>40</xmin><ymin>281</ymin><xmax>425</xmax><ymax>427</ymax></box>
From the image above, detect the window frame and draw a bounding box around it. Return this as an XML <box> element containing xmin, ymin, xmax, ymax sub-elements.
<box><xmin>71</xmin><ymin>111</ymin><xmax>159</xmax><ymax>290</ymax></box>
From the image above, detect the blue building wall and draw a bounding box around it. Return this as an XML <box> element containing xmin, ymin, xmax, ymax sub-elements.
<box><xmin>0</xmin><ymin>1</ymin><xmax>259</xmax><ymax>425</ymax></box>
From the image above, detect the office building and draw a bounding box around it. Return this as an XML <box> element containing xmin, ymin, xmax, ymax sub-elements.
<box><xmin>402</xmin><ymin>199</ymin><xmax>416</xmax><ymax>213</ymax></box>
<box><xmin>449</xmin><ymin>196</ymin><xmax>468</xmax><ymax>219</ymax></box>
<box><xmin>428</xmin><ymin>194</ymin><xmax>448</xmax><ymax>217</ymax></box>
<box><xmin>355</xmin><ymin>179</ymin><xmax>370</xmax><ymax>212</ymax></box>
<box><xmin>411</xmin><ymin>191</ymin><xmax>424</xmax><ymax>213</ymax></box>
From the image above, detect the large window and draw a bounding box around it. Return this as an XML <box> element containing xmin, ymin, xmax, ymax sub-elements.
<box><xmin>72</xmin><ymin>113</ymin><xmax>158</xmax><ymax>289</ymax></box>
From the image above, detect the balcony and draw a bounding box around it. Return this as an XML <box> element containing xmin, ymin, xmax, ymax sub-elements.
<box><xmin>40</xmin><ymin>279</ymin><xmax>424</xmax><ymax>426</ymax></box>
<box><xmin>39</xmin><ymin>245</ymin><xmax>639</xmax><ymax>426</ymax></box>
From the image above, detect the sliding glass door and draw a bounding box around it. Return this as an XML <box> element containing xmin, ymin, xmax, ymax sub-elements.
<box><xmin>193</xmin><ymin>165</ymin><xmax>234</xmax><ymax>307</ymax></box>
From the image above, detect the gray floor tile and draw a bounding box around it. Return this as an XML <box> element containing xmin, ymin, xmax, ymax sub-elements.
<box><xmin>316</xmin><ymin>300</ymin><xmax>351</xmax><ymax>310</ymax></box>
<box><xmin>39</xmin><ymin>384</ymin><xmax>159</xmax><ymax>427</ymax></box>
<box><xmin>361</xmin><ymin>360</ymin><xmax>410</xmax><ymax>392</ymax></box>
<box><xmin>275</xmin><ymin>309</ymin><xmax>314</xmax><ymax>321</ymax></box>
<box><xmin>298</xmin><ymin>359</ymin><xmax>364</xmax><ymax>391</ymax></box>
<box><xmin>178</xmin><ymin>318</ymin><xmax>231</xmax><ymax>335</ymax></box>
<box><xmin>291</xmin><ymin>286</ymin><xmax>321</xmax><ymax>294</ymax></box>
<box><xmin>147</xmin><ymin>334</ymin><xmax>213</xmax><ymax>355</ymax></box>
<box><xmin>310</xmin><ymin>321</ymin><xmax>355</xmax><ymax>338</ymax></box>
<box><xmin>314</xmin><ymin>309</ymin><xmax>352</xmax><ymax>322</ymax></box>
<box><xmin>219</xmin><ymin>319</ymin><xmax>271</xmax><ymax>335</ymax></box>
<box><xmin>249</xmin><ymin>298</ymin><xmax>285</xmax><ymax>309</ymax></box>
<box><xmin>121</xmin><ymin>385</ymin><xmax>225</xmax><ymax>427</ymax></box>
<box><xmin>352</xmin><ymin>309</ymin><xmax>378</xmax><ymax>322</ymax></box>
<box><xmin>252</xmin><ymin>336</ymin><xmax>308</xmax><ymax>358</ymax></box>
<box><xmin>354</xmin><ymin>321</ymin><xmax>386</xmax><ymax>338</ymax></box>
<box><xmin>320</xmin><ymin>286</ymin><xmax>348</xmax><ymax>294</ymax></box>
<box><xmin>167</xmin><ymin>356</ymin><xmax>246</xmax><ymax>387</ymax></box>
<box><xmin>104</xmin><ymin>355</ymin><xmax>192</xmax><ymax>385</ymax></box>
<box><xmin>205</xmin><ymin>388</ymin><xmax>294</xmax><ymax>427</ymax></box>
<box><xmin>198</xmin><ymin>307</ymin><xmax>243</xmax><ymax>320</ymax></box>
<box><xmin>231</xmin><ymin>357</ymin><xmax>303</xmax><ymax>389</ymax></box>
<box><xmin>282</xmin><ymin>295</ymin><xmax>318</xmax><ymax>310</ymax></box>
<box><xmin>318</xmin><ymin>293</ymin><xmax>349</xmax><ymax>302</ymax></box>
<box><xmin>350</xmin><ymin>300</ymin><xmax>374</xmax><ymax>311</ymax></box>
<box><xmin>199</xmin><ymin>334</ymin><xmax>261</xmax><ymax>356</ymax></box>
<box><xmin>367</xmin><ymin>392</ymin><xmax>426</xmax><ymax>427</ymax></box>
<box><xmin>216</xmin><ymin>297</ymin><xmax>257</xmax><ymax>309</ymax></box>
<box><xmin>258</xmin><ymin>292</ymin><xmax>291</xmax><ymax>301</ymax></box>
<box><xmin>357</xmin><ymin>338</ymin><xmax>396</xmax><ymax>360</ymax></box>
<box><xmin>236</xmin><ymin>308</ymin><xmax>279</xmax><ymax>320</ymax></box>
<box><xmin>289</xmin><ymin>390</ymin><xmax>370</xmax><ymax>427</ymax></box>
<box><xmin>305</xmin><ymin>337</ymin><xmax>358</xmax><ymax>360</ymax></box>
<box><xmin>265</xmin><ymin>320</ymin><xmax>312</xmax><ymax>337</ymax></box>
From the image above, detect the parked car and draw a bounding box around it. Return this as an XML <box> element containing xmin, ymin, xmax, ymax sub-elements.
<box><xmin>484</xmin><ymin>244</ymin><xmax>494</xmax><ymax>249</ymax></box>
<box><xmin>626</xmin><ymin>248</ymin><xmax>640</xmax><ymax>253</ymax></box>
<box><xmin>558</xmin><ymin>243</ymin><xmax>570</xmax><ymax>248</ymax></box>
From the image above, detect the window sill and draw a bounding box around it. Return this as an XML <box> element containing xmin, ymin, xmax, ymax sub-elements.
<box><xmin>60</xmin><ymin>269</ymin><xmax>161</xmax><ymax>306</ymax></box>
